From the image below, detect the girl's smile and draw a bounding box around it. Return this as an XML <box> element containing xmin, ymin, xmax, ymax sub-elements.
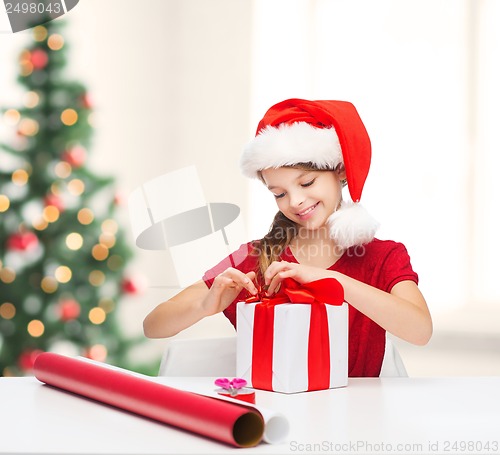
<box><xmin>296</xmin><ymin>201</ymin><xmax>320</xmax><ymax>220</ymax></box>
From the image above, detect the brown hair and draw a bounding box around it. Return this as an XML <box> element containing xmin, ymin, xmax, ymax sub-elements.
<box><xmin>255</xmin><ymin>162</ymin><xmax>346</xmax><ymax>280</ymax></box>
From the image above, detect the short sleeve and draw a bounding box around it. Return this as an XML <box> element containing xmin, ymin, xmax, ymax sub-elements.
<box><xmin>202</xmin><ymin>241</ymin><xmax>260</xmax><ymax>329</ymax></box>
<box><xmin>202</xmin><ymin>242</ymin><xmax>260</xmax><ymax>289</ymax></box>
<box><xmin>378</xmin><ymin>242</ymin><xmax>419</xmax><ymax>292</ymax></box>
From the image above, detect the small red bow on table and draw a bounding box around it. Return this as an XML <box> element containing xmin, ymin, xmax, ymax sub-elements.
<box><xmin>214</xmin><ymin>377</ymin><xmax>248</xmax><ymax>396</ymax></box>
<box><xmin>214</xmin><ymin>377</ymin><xmax>255</xmax><ymax>403</ymax></box>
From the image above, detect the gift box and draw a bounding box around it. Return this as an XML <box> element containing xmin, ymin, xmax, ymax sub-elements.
<box><xmin>236</xmin><ymin>278</ymin><xmax>348</xmax><ymax>394</ymax></box>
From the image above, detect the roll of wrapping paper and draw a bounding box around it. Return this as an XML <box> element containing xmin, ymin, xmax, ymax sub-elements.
<box><xmin>33</xmin><ymin>353</ymin><xmax>264</xmax><ymax>448</ymax></box>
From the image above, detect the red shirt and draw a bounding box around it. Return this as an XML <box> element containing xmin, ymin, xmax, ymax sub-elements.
<box><xmin>202</xmin><ymin>238</ymin><xmax>418</xmax><ymax>377</ymax></box>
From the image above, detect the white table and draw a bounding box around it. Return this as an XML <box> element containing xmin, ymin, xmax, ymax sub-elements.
<box><xmin>0</xmin><ymin>376</ymin><xmax>499</xmax><ymax>454</ymax></box>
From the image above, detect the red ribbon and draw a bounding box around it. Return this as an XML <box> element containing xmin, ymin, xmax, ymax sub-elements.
<box><xmin>245</xmin><ymin>277</ymin><xmax>344</xmax><ymax>391</ymax></box>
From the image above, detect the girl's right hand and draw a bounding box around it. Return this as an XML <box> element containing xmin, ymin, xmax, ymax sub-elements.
<box><xmin>201</xmin><ymin>268</ymin><xmax>258</xmax><ymax>316</ymax></box>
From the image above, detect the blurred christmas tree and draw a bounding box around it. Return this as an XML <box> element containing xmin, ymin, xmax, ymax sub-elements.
<box><xmin>0</xmin><ymin>19</ymin><xmax>148</xmax><ymax>376</ymax></box>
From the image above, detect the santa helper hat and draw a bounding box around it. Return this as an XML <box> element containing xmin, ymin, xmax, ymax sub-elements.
<box><xmin>240</xmin><ymin>98</ymin><xmax>379</xmax><ymax>249</ymax></box>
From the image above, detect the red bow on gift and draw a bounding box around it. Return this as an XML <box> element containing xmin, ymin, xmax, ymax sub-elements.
<box><xmin>245</xmin><ymin>277</ymin><xmax>344</xmax><ymax>392</ymax></box>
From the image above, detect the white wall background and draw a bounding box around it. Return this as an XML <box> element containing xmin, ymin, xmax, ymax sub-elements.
<box><xmin>1</xmin><ymin>0</ymin><xmax>499</xmax><ymax>374</ymax></box>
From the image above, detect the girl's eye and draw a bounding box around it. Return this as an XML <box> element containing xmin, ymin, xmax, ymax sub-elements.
<box><xmin>273</xmin><ymin>192</ymin><xmax>285</xmax><ymax>199</ymax></box>
<box><xmin>301</xmin><ymin>179</ymin><xmax>315</xmax><ymax>188</ymax></box>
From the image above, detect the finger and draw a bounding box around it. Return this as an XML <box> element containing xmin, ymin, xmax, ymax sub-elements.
<box><xmin>264</xmin><ymin>261</ymin><xmax>289</xmax><ymax>285</ymax></box>
<box><xmin>241</xmin><ymin>275</ymin><xmax>258</xmax><ymax>295</ymax></box>
<box><xmin>246</xmin><ymin>270</ymin><xmax>256</xmax><ymax>281</ymax></box>
<box><xmin>245</xmin><ymin>271</ymin><xmax>258</xmax><ymax>295</ymax></box>
<box><xmin>213</xmin><ymin>275</ymin><xmax>238</xmax><ymax>291</ymax></box>
<box><xmin>221</xmin><ymin>269</ymin><xmax>258</xmax><ymax>295</ymax></box>
<box><xmin>267</xmin><ymin>269</ymin><xmax>298</xmax><ymax>295</ymax></box>
<box><xmin>267</xmin><ymin>272</ymin><xmax>285</xmax><ymax>295</ymax></box>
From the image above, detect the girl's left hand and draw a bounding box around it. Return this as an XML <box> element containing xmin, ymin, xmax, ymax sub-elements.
<box><xmin>264</xmin><ymin>261</ymin><xmax>331</xmax><ymax>295</ymax></box>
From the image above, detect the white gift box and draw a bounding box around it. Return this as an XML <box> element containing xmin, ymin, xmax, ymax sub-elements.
<box><xmin>236</xmin><ymin>301</ymin><xmax>348</xmax><ymax>393</ymax></box>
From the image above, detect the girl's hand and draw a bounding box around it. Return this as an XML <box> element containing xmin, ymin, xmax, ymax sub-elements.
<box><xmin>264</xmin><ymin>261</ymin><xmax>331</xmax><ymax>295</ymax></box>
<box><xmin>202</xmin><ymin>268</ymin><xmax>258</xmax><ymax>316</ymax></box>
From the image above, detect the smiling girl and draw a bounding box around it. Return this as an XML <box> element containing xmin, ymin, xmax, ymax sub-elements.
<box><xmin>143</xmin><ymin>99</ymin><xmax>432</xmax><ymax>377</ymax></box>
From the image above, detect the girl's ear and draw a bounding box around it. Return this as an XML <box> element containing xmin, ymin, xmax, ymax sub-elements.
<box><xmin>335</xmin><ymin>164</ymin><xmax>346</xmax><ymax>181</ymax></box>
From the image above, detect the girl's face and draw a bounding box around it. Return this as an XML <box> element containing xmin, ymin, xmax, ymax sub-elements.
<box><xmin>260</xmin><ymin>166</ymin><xmax>345</xmax><ymax>232</ymax></box>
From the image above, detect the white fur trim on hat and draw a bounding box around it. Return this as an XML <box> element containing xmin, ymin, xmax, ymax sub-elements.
<box><xmin>240</xmin><ymin>122</ymin><xmax>343</xmax><ymax>178</ymax></box>
<box><xmin>327</xmin><ymin>201</ymin><xmax>380</xmax><ymax>249</ymax></box>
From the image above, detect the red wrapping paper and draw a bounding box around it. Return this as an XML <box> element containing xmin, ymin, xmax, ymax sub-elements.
<box><xmin>33</xmin><ymin>353</ymin><xmax>264</xmax><ymax>448</ymax></box>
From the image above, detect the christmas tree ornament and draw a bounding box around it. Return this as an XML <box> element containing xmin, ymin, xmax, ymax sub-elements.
<box><xmin>54</xmin><ymin>265</ymin><xmax>72</xmax><ymax>284</ymax></box>
<box><xmin>30</xmin><ymin>49</ymin><xmax>48</xmax><ymax>70</ymax></box>
<box><xmin>47</xmin><ymin>33</ymin><xmax>64</xmax><ymax>51</ymax></box>
<box><xmin>121</xmin><ymin>275</ymin><xmax>147</xmax><ymax>295</ymax></box>
<box><xmin>113</xmin><ymin>190</ymin><xmax>125</xmax><ymax>206</ymax></box>
<box><xmin>65</xmin><ymin>233</ymin><xmax>83</xmax><ymax>251</ymax></box>
<box><xmin>40</xmin><ymin>276</ymin><xmax>58</xmax><ymax>294</ymax></box>
<box><xmin>23</xmin><ymin>295</ymin><xmax>42</xmax><ymax>315</ymax></box>
<box><xmin>27</xmin><ymin>319</ymin><xmax>45</xmax><ymax>337</ymax></box>
<box><xmin>92</xmin><ymin>244</ymin><xmax>109</xmax><ymax>261</ymax></box>
<box><xmin>77</xmin><ymin>208</ymin><xmax>94</xmax><ymax>225</ymax></box>
<box><xmin>54</xmin><ymin>161</ymin><xmax>72</xmax><ymax>179</ymax></box>
<box><xmin>88</xmin><ymin>307</ymin><xmax>106</xmax><ymax>325</ymax></box>
<box><xmin>60</xmin><ymin>108</ymin><xmax>78</xmax><ymax>126</ymax></box>
<box><xmin>0</xmin><ymin>267</ymin><xmax>16</xmax><ymax>284</ymax></box>
<box><xmin>3</xmin><ymin>109</ymin><xmax>21</xmax><ymax>125</ymax></box>
<box><xmin>79</xmin><ymin>92</ymin><xmax>92</xmax><ymax>109</ymax></box>
<box><xmin>61</xmin><ymin>145</ymin><xmax>86</xmax><ymax>168</ymax></box>
<box><xmin>11</xmin><ymin>169</ymin><xmax>30</xmax><ymax>186</ymax></box>
<box><xmin>58</xmin><ymin>299</ymin><xmax>81</xmax><ymax>322</ymax></box>
<box><xmin>6</xmin><ymin>231</ymin><xmax>39</xmax><ymax>252</ymax></box>
<box><xmin>33</xmin><ymin>25</ymin><xmax>48</xmax><ymax>42</ymax></box>
<box><xmin>0</xmin><ymin>195</ymin><xmax>11</xmax><ymax>212</ymax></box>
<box><xmin>17</xmin><ymin>118</ymin><xmax>39</xmax><ymax>137</ymax></box>
<box><xmin>42</xmin><ymin>204</ymin><xmax>60</xmax><ymax>223</ymax></box>
<box><xmin>67</xmin><ymin>178</ymin><xmax>85</xmax><ymax>196</ymax></box>
<box><xmin>0</xmin><ymin>303</ymin><xmax>16</xmax><ymax>320</ymax></box>
<box><xmin>85</xmin><ymin>344</ymin><xmax>107</xmax><ymax>362</ymax></box>
<box><xmin>44</xmin><ymin>193</ymin><xmax>65</xmax><ymax>212</ymax></box>
<box><xmin>23</xmin><ymin>91</ymin><xmax>41</xmax><ymax>108</ymax></box>
<box><xmin>99</xmin><ymin>233</ymin><xmax>116</xmax><ymax>249</ymax></box>
<box><xmin>18</xmin><ymin>349</ymin><xmax>43</xmax><ymax>372</ymax></box>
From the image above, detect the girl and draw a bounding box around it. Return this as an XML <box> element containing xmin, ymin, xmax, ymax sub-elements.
<box><xmin>143</xmin><ymin>98</ymin><xmax>432</xmax><ymax>377</ymax></box>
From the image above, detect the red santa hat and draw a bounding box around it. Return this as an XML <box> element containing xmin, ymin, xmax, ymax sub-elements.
<box><xmin>240</xmin><ymin>98</ymin><xmax>379</xmax><ymax>249</ymax></box>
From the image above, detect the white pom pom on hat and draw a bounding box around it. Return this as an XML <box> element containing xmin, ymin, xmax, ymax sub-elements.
<box><xmin>327</xmin><ymin>201</ymin><xmax>380</xmax><ymax>250</ymax></box>
<box><xmin>240</xmin><ymin>98</ymin><xmax>379</xmax><ymax>249</ymax></box>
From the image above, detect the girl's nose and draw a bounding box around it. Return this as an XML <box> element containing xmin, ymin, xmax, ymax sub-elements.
<box><xmin>288</xmin><ymin>191</ymin><xmax>306</xmax><ymax>210</ymax></box>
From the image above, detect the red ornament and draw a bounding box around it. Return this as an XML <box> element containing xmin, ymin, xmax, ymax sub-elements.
<box><xmin>83</xmin><ymin>344</ymin><xmax>107</xmax><ymax>362</ymax></box>
<box><xmin>61</xmin><ymin>145</ymin><xmax>87</xmax><ymax>168</ymax></box>
<box><xmin>121</xmin><ymin>275</ymin><xmax>147</xmax><ymax>294</ymax></box>
<box><xmin>122</xmin><ymin>277</ymin><xmax>138</xmax><ymax>294</ymax></box>
<box><xmin>18</xmin><ymin>349</ymin><xmax>44</xmax><ymax>372</ymax></box>
<box><xmin>113</xmin><ymin>190</ymin><xmax>125</xmax><ymax>206</ymax></box>
<box><xmin>30</xmin><ymin>49</ymin><xmax>48</xmax><ymax>70</ymax></box>
<box><xmin>44</xmin><ymin>194</ymin><xmax>64</xmax><ymax>211</ymax></box>
<box><xmin>6</xmin><ymin>231</ymin><xmax>39</xmax><ymax>252</ymax></box>
<box><xmin>79</xmin><ymin>93</ymin><xmax>92</xmax><ymax>109</ymax></box>
<box><xmin>58</xmin><ymin>299</ymin><xmax>81</xmax><ymax>321</ymax></box>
